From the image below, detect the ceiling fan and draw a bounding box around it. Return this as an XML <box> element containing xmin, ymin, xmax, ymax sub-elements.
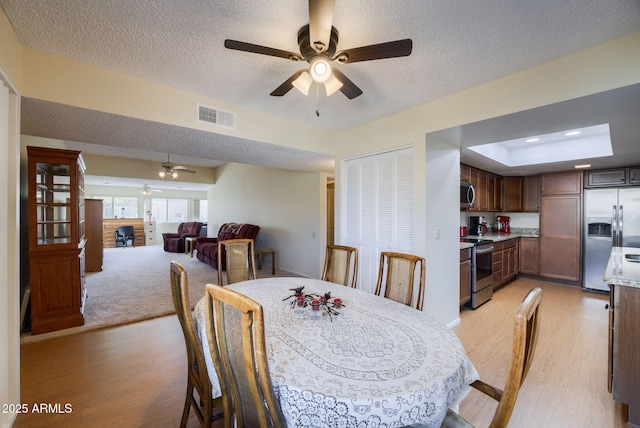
<box><xmin>140</xmin><ymin>184</ymin><xmax>162</xmax><ymax>195</ymax></box>
<box><xmin>158</xmin><ymin>154</ymin><xmax>196</xmax><ymax>179</ymax></box>
<box><xmin>224</xmin><ymin>0</ymin><xmax>412</xmax><ymax>99</ymax></box>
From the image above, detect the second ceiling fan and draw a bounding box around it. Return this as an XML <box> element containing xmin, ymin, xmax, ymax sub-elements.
<box><xmin>224</xmin><ymin>0</ymin><xmax>413</xmax><ymax>99</ymax></box>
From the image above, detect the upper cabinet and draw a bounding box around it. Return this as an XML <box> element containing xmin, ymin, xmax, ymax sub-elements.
<box><xmin>586</xmin><ymin>168</ymin><xmax>640</xmax><ymax>187</ymax></box>
<box><xmin>523</xmin><ymin>175</ymin><xmax>540</xmax><ymax>212</ymax></box>
<box><xmin>502</xmin><ymin>176</ymin><xmax>523</xmax><ymax>212</ymax></box>
<box><xmin>541</xmin><ymin>170</ymin><xmax>582</xmax><ymax>195</ymax></box>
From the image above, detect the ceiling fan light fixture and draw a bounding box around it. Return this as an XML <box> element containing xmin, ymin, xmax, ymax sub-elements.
<box><xmin>159</xmin><ymin>170</ymin><xmax>166</xmax><ymax>178</ymax></box>
<box><xmin>292</xmin><ymin>70</ymin><xmax>313</xmax><ymax>95</ymax></box>
<box><xmin>171</xmin><ymin>171</ymin><xmax>178</xmax><ymax>179</ymax></box>
<box><xmin>324</xmin><ymin>73</ymin><xmax>343</xmax><ymax>96</ymax></box>
<box><xmin>309</xmin><ymin>56</ymin><xmax>331</xmax><ymax>83</ymax></box>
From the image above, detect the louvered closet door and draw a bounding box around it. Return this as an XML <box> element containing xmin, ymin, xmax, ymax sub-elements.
<box><xmin>344</xmin><ymin>147</ymin><xmax>413</xmax><ymax>293</ymax></box>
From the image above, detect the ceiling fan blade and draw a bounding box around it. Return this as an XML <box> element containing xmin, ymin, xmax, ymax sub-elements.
<box><xmin>224</xmin><ymin>39</ymin><xmax>303</xmax><ymax>61</ymax></box>
<box><xmin>270</xmin><ymin>70</ymin><xmax>306</xmax><ymax>97</ymax></box>
<box><xmin>332</xmin><ymin>68</ymin><xmax>363</xmax><ymax>99</ymax></box>
<box><xmin>308</xmin><ymin>0</ymin><xmax>335</xmax><ymax>53</ymax></box>
<box><xmin>174</xmin><ymin>166</ymin><xmax>196</xmax><ymax>174</ymax></box>
<box><xmin>333</xmin><ymin>39</ymin><xmax>413</xmax><ymax>63</ymax></box>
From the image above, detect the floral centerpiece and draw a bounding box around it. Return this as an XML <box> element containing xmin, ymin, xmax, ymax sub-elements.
<box><xmin>146</xmin><ymin>210</ymin><xmax>153</xmax><ymax>222</ymax></box>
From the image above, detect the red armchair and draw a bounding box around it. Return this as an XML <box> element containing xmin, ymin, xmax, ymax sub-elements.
<box><xmin>195</xmin><ymin>223</ymin><xmax>260</xmax><ymax>270</ymax></box>
<box><xmin>162</xmin><ymin>222</ymin><xmax>203</xmax><ymax>253</ymax></box>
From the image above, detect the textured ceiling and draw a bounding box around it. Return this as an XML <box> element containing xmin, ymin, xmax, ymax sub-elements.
<box><xmin>2</xmin><ymin>0</ymin><xmax>640</xmax><ymax>178</ymax></box>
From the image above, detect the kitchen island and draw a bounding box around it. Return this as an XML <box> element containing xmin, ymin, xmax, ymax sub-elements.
<box><xmin>604</xmin><ymin>246</ymin><xmax>640</xmax><ymax>428</ymax></box>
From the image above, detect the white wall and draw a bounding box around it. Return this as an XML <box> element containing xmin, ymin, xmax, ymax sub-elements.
<box><xmin>208</xmin><ymin>163</ymin><xmax>327</xmax><ymax>278</ymax></box>
<box><xmin>0</xmin><ymin>69</ymin><xmax>20</xmax><ymax>428</ymax></box>
<box><xmin>424</xmin><ymin>135</ymin><xmax>462</xmax><ymax>326</ymax></box>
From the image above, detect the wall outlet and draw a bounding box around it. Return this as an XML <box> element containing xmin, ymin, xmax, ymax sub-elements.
<box><xmin>434</xmin><ymin>228</ymin><xmax>441</xmax><ymax>240</ymax></box>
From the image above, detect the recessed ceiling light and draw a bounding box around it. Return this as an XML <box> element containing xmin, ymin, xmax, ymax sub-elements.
<box><xmin>574</xmin><ymin>164</ymin><xmax>591</xmax><ymax>169</ymax></box>
<box><xmin>565</xmin><ymin>130</ymin><xmax>581</xmax><ymax>136</ymax></box>
<box><xmin>525</xmin><ymin>138</ymin><xmax>539</xmax><ymax>143</ymax></box>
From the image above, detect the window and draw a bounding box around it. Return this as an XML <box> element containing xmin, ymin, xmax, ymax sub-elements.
<box><xmin>89</xmin><ymin>196</ymin><xmax>139</xmax><ymax>219</ymax></box>
<box><xmin>198</xmin><ymin>200</ymin><xmax>208</xmax><ymax>222</ymax></box>
<box><xmin>151</xmin><ymin>198</ymin><xmax>189</xmax><ymax>223</ymax></box>
<box><xmin>114</xmin><ymin>197</ymin><xmax>138</xmax><ymax>219</ymax></box>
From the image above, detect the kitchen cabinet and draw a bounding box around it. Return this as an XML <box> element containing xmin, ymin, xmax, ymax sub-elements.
<box><xmin>469</xmin><ymin>168</ymin><xmax>489</xmax><ymax>211</ymax></box>
<box><xmin>462</xmin><ymin>164</ymin><xmax>501</xmax><ymax>212</ymax></box>
<box><xmin>523</xmin><ymin>175</ymin><xmax>540</xmax><ymax>212</ymax></box>
<box><xmin>587</xmin><ymin>169</ymin><xmax>627</xmax><ymax>187</ymax></box>
<box><xmin>492</xmin><ymin>238</ymin><xmax>520</xmax><ymax>289</ymax></box>
<box><xmin>27</xmin><ymin>146</ymin><xmax>87</xmax><ymax>334</ymax></box>
<box><xmin>459</xmin><ymin>248</ymin><xmax>472</xmax><ymax>306</ymax></box>
<box><xmin>503</xmin><ymin>176</ymin><xmax>524</xmax><ymax>211</ymax></box>
<box><xmin>519</xmin><ymin>237</ymin><xmax>539</xmax><ymax>275</ymax></box>
<box><xmin>609</xmin><ymin>284</ymin><xmax>640</xmax><ymax>426</ymax></box>
<box><xmin>488</xmin><ymin>174</ymin><xmax>503</xmax><ymax>211</ymax></box>
<box><xmin>539</xmin><ymin>171</ymin><xmax>582</xmax><ymax>282</ymax></box>
<box><xmin>586</xmin><ymin>167</ymin><xmax>640</xmax><ymax>187</ymax></box>
<box><xmin>541</xmin><ymin>170</ymin><xmax>582</xmax><ymax>195</ymax></box>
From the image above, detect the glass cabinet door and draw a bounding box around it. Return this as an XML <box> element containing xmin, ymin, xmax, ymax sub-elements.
<box><xmin>35</xmin><ymin>161</ymin><xmax>73</xmax><ymax>245</ymax></box>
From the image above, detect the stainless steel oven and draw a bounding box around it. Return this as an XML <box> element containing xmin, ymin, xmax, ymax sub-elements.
<box><xmin>461</xmin><ymin>238</ymin><xmax>494</xmax><ymax>309</ymax></box>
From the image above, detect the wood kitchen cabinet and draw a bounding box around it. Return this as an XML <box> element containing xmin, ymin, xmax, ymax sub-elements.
<box><xmin>460</xmin><ymin>248</ymin><xmax>472</xmax><ymax>306</ymax></box>
<box><xmin>462</xmin><ymin>164</ymin><xmax>501</xmax><ymax>212</ymax></box>
<box><xmin>519</xmin><ymin>237</ymin><xmax>539</xmax><ymax>275</ymax></box>
<box><xmin>609</xmin><ymin>284</ymin><xmax>640</xmax><ymax>426</ymax></box>
<box><xmin>523</xmin><ymin>175</ymin><xmax>540</xmax><ymax>212</ymax></box>
<box><xmin>586</xmin><ymin>167</ymin><xmax>640</xmax><ymax>187</ymax></box>
<box><xmin>488</xmin><ymin>174</ymin><xmax>503</xmax><ymax>211</ymax></box>
<box><xmin>27</xmin><ymin>146</ymin><xmax>87</xmax><ymax>334</ymax></box>
<box><xmin>503</xmin><ymin>176</ymin><xmax>524</xmax><ymax>211</ymax></box>
<box><xmin>630</xmin><ymin>167</ymin><xmax>640</xmax><ymax>185</ymax></box>
<box><xmin>539</xmin><ymin>171</ymin><xmax>582</xmax><ymax>282</ymax></box>
<box><xmin>492</xmin><ymin>238</ymin><xmax>520</xmax><ymax>289</ymax></box>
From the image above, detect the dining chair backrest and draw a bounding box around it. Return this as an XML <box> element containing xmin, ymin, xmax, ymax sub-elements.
<box><xmin>204</xmin><ymin>284</ymin><xmax>284</xmax><ymax>428</ymax></box>
<box><xmin>321</xmin><ymin>244</ymin><xmax>358</xmax><ymax>287</ymax></box>
<box><xmin>375</xmin><ymin>251</ymin><xmax>426</xmax><ymax>311</ymax></box>
<box><xmin>170</xmin><ymin>261</ymin><xmax>221</xmax><ymax>427</ymax></box>
<box><xmin>218</xmin><ymin>239</ymin><xmax>257</xmax><ymax>286</ymax></box>
<box><xmin>441</xmin><ymin>287</ymin><xmax>543</xmax><ymax>428</ymax></box>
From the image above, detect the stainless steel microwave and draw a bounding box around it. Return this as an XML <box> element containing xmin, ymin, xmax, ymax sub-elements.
<box><xmin>460</xmin><ymin>181</ymin><xmax>475</xmax><ymax>209</ymax></box>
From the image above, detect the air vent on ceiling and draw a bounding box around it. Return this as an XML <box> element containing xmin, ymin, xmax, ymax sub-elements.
<box><xmin>196</xmin><ymin>103</ymin><xmax>236</xmax><ymax>130</ymax></box>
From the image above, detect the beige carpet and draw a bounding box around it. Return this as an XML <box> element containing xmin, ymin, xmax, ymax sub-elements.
<box><xmin>21</xmin><ymin>244</ymin><xmax>299</xmax><ymax>343</ymax></box>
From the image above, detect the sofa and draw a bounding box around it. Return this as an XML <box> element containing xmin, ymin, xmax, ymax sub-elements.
<box><xmin>196</xmin><ymin>223</ymin><xmax>260</xmax><ymax>270</ymax></box>
<box><xmin>162</xmin><ymin>222</ymin><xmax>203</xmax><ymax>253</ymax></box>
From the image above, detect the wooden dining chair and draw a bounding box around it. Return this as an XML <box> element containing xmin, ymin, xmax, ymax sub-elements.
<box><xmin>204</xmin><ymin>284</ymin><xmax>285</xmax><ymax>428</ymax></box>
<box><xmin>169</xmin><ymin>261</ymin><xmax>223</xmax><ymax>428</ymax></box>
<box><xmin>217</xmin><ymin>238</ymin><xmax>257</xmax><ymax>286</ymax></box>
<box><xmin>321</xmin><ymin>244</ymin><xmax>358</xmax><ymax>287</ymax></box>
<box><xmin>375</xmin><ymin>251</ymin><xmax>426</xmax><ymax>311</ymax></box>
<box><xmin>441</xmin><ymin>287</ymin><xmax>543</xmax><ymax>428</ymax></box>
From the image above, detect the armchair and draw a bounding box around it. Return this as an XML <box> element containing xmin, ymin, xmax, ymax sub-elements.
<box><xmin>162</xmin><ymin>222</ymin><xmax>203</xmax><ymax>253</ymax></box>
<box><xmin>195</xmin><ymin>223</ymin><xmax>260</xmax><ymax>270</ymax></box>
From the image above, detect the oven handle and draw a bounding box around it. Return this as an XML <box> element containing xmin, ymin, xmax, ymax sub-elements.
<box><xmin>475</xmin><ymin>246</ymin><xmax>494</xmax><ymax>254</ymax></box>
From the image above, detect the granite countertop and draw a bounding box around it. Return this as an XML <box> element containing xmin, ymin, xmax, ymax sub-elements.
<box><xmin>459</xmin><ymin>228</ymin><xmax>539</xmax><ymax>249</ymax></box>
<box><xmin>604</xmin><ymin>247</ymin><xmax>640</xmax><ymax>289</ymax></box>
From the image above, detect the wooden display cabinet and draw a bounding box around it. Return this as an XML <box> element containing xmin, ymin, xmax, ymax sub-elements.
<box><xmin>27</xmin><ymin>146</ymin><xmax>87</xmax><ymax>334</ymax></box>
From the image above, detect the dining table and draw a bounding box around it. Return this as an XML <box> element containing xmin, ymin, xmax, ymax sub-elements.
<box><xmin>194</xmin><ymin>277</ymin><xmax>479</xmax><ymax>427</ymax></box>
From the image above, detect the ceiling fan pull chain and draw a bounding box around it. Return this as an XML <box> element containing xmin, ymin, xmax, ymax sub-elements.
<box><xmin>315</xmin><ymin>84</ymin><xmax>321</xmax><ymax>117</ymax></box>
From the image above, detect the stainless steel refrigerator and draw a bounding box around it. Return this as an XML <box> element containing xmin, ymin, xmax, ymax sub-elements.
<box><xmin>583</xmin><ymin>187</ymin><xmax>640</xmax><ymax>292</ymax></box>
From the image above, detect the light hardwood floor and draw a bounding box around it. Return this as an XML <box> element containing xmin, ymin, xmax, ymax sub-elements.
<box><xmin>15</xmin><ymin>277</ymin><xmax>628</xmax><ymax>427</ymax></box>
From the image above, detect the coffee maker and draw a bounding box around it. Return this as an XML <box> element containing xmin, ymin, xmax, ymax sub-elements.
<box><xmin>495</xmin><ymin>215</ymin><xmax>511</xmax><ymax>233</ymax></box>
<box><xmin>469</xmin><ymin>216</ymin><xmax>485</xmax><ymax>235</ymax></box>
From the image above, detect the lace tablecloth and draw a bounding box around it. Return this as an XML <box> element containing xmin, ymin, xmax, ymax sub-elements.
<box><xmin>194</xmin><ymin>277</ymin><xmax>478</xmax><ymax>427</ymax></box>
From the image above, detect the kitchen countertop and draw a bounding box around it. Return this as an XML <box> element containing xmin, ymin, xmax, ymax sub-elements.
<box><xmin>459</xmin><ymin>229</ymin><xmax>539</xmax><ymax>250</ymax></box>
<box><xmin>604</xmin><ymin>247</ymin><xmax>640</xmax><ymax>289</ymax></box>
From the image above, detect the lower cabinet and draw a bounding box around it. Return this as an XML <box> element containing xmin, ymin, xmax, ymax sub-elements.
<box><xmin>493</xmin><ymin>238</ymin><xmax>520</xmax><ymax>289</ymax></box>
<box><xmin>460</xmin><ymin>248</ymin><xmax>472</xmax><ymax>306</ymax></box>
<box><xmin>519</xmin><ymin>237</ymin><xmax>539</xmax><ymax>275</ymax></box>
<box><xmin>609</xmin><ymin>284</ymin><xmax>640</xmax><ymax>426</ymax></box>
